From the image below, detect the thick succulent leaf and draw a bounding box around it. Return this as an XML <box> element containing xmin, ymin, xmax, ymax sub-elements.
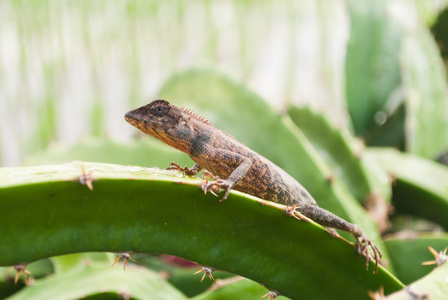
<box><xmin>0</xmin><ymin>162</ymin><xmax>403</xmax><ymax>299</ymax></box>
<box><xmin>7</xmin><ymin>260</ymin><xmax>186</xmax><ymax>300</ymax></box>
<box><xmin>136</xmin><ymin>254</ymin><xmax>235</xmax><ymax>297</ymax></box>
<box><xmin>23</xmin><ymin>137</ymin><xmax>192</xmax><ymax>169</ymax></box>
<box><xmin>50</xmin><ymin>253</ymin><xmax>115</xmax><ymax>274</ymax></box>
<box><xmin>192</xmin><ymin>277</ymin><xmax>288</xmax><ymax>300</ymax></box>
<box><xmin>369</xmin><ymin>148</ymin><xmax>448</xmax><ymax>229</ymax></box>
<box><xmin>132</xmin><ymin>254</ymin><xmax>221</xmax><ymax>297</ymax></box>
<box><xmin>432</xmin><ymin>8</ymin><xmax>448</xmax><ymax>59</ymax></box>
<box><xmin>363</xmin><ymin>104</ymin><xmax>406</xmax><ymax>150</ymax></box>
<box><xmin>386</xmin><ymin>252</ymin><xmax>448</xmax><ymax>299</ymax></box>
<box><xmin>384</xmin><ymin>234</ymin><xmax>448</xmax><ymax>284</ymax></box>
<box><xmin>287</xmin><ymin>105</ymin><xmax>392</xmax><ymax>231</ymax></box>
<box><xmin>157</xmin><ymin>69</ymin><xmax>388</xmax><ymax>261</ymax></box>
<box><xmin>0</xmin><ymin>260</ymin><xmax>53</xmax><ymax>298</ymax></box>
<box><xmin>401</xmin><ymin>27</ymin><xmax>448</xmax><ymax>159</ymax></box>
<box><xmin>345</xmin><ymin>0</ymin><xmax>402</xmax><ymax>138</ymax></box>
<box><xmin>287</xmin><ymin>105</ymin><xmax>391</xmax><ymax>205</ymax></box>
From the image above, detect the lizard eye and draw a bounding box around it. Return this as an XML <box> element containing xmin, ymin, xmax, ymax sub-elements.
<box><xmin>149</xmin><ymin>100</ymin><xmax>170</xmax><ymax>117</ymax></box>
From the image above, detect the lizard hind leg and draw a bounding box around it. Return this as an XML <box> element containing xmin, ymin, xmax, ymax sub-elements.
<box><xmin>294</xmin><ymin>204</ymin><xmax>382</xmax><ymax>274</ymax></box>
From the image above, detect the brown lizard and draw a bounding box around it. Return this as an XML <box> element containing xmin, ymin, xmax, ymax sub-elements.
<box><xmin>124</xmin><ymin>99</ymin><xmax>382</xmax><ymax>273</ymax></box>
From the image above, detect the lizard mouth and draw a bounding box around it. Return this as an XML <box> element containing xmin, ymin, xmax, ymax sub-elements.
<box><xmin>124</xmin><ymin>111</ymin><xmax>144</xmax><ymax>128</ymax></box>
<box><xmin>124</xmin><ymin>112</ymin><xmax>135</xmax><ymax>124</ymax></box>
<box><xmin>124</xmin><ymin>111</ymin><xmax>165</xmax><ymax>135</ymax></box>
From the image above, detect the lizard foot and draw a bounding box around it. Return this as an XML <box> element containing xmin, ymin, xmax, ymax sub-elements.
<box><xmin>356</xmin><ymin>234</ymin><xmax>382</xmax><ymax>274</ymax></box>
<box><xmin>201</xmin><ymin>171</ymin><xmax>232</xmax><ymax>202</ymax></box>
<box><xmin>166</xmin><ymin>162</ymin><xmax>199</xmax><ymax>176</ymax></box>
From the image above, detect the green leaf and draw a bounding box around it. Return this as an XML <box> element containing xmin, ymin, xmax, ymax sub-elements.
<box><xmin>432</xmin><ymin>8</ymin><xmax>448</xmax><ymax>59</ymax></box>
<box><xmin>345</xmin><ymin>0</ymin><xmax>402</xmax><ymax>139</ymax></box>
<box><xmin>287</xmin><ymin>105</ymin><xmax>391</xmax><ymax>205</ymax></box>
<box><xmin>369</xmin><ymin>148</ymin><xmax>448</xmax><ymax>229</ymax></box>
<box><xmin>50</xmin><ymin>253</ymin><xmax>114</xmax><ymax>274</ymax></box>
<box><xmin>401</xmin><ymin>27</ymin><xmax>448</xmax><ymax>159</ymax></box>
<box><xmin>384</xmin><ymin>234</ymin><xmax>448</xmax><ymax>284</ymax></box>
<box><xmin>0</xmin><ymin>162</ymin><xmax>404</xmax><ymax>299</ymax></box>
<box><xmin>192</xmin><ymin>277</ymin><xmax>288</xmax><ymax>300</ymax></box>
<box><xmin>138</xmin><ymin>254</ymin><xmax>234</xmax><ymax>297</ymax></box>
<box><xmin>288</xmin><ymin>105</ymin><xmax>392</xmax><ymax>232</ymax></box>
<box><xmin>364</xmin><ymin>104</ymin><xmax>406</xmax><ymax>149</ymax></box>
<box><xmin>8</xmin><ymin>259</ymin><xmax>186</xmax><ymax>300</ymax></box>
<box><xmin>0</xmin><ymin>260</ymin><xmax>53</xmax><ymax>298</ymax></box>
<box><xmin>23</xmin><ymin>137</ymin><xmax>192</xmax><ymax>168</ymax></box>
<box><xmin>386</xmin><ymin>249</ymin><xmax>448</xmax><ymax>299</ymax></box>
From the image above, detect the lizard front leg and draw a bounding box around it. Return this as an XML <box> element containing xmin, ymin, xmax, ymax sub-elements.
<box><xmin>200</xmin><ymin>149</ymin><xmax>252</xmax><ymax>202</ymax></box>
<box><xmin>294</xmin><ymin>204</ymin><xmax>382</xmax><ymax>273</ymax></box>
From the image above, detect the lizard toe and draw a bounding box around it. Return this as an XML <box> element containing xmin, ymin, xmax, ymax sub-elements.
<box><xmin>356</xmin><ymin>235</ymin><xmax>382</xmax><ymax>274</ymax></box>
<box><xmin>201</xmin><ymin>179</ymin><xmax>232</xmax><ymax>202</ymax></box>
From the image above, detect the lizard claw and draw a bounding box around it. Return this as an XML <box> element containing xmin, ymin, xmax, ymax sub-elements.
<box><xmin>201</xmin><ymin>170</ymin><xmax>218</xmax><ymax>181</ymax></box>
<box><xmin>166</xmin><ymin>162</ymin><xmax>199</xmax><ymax>176</ymax></box>
<box><xmin>202</xmin><ymin>179</ymin><xmax>232</xmax><ymax>202</ymax></box>
<box><xmin>356</xmin><ymin>235</ymin><xmax>382</xmax><ymax>274</ymax></box>
<box><xmin>201</xmin><ymin>171</ymin><xmax>232</xmax><ymax>202</ymax></box>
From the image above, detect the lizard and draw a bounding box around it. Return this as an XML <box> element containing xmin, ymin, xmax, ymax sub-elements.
<box><xmin>124</xmin><ymin>99</ymin><xmax>382</xmax><ymax>273</ymax></box>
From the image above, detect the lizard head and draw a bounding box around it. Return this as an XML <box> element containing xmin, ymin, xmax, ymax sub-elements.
<box><xmin>125</xmin><ymin>99</ymin><xmax>178</xmax><ymax>132</ymax></box>
<box><xmin>125</xmin><ymin>99</ymin><xmax>211</xmax><ymax>153</ymax></box>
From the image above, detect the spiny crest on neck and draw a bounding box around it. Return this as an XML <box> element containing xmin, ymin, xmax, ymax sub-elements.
<box><xmin>180</xmin><ymin>106</ymin><xmax>212</xmax><ymax>126</ymax></box>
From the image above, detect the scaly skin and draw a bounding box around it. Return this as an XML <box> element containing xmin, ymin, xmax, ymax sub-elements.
<box><xmin>125</xmin><ymin>99</ymin><xmax>382</xmax><ymax>273</ymax></box>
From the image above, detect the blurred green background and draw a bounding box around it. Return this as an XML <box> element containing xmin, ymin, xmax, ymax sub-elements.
<box><xmin>1</xmin><ymin>0</ymin><xmax>446</xmax><ymax>167</ymax></box>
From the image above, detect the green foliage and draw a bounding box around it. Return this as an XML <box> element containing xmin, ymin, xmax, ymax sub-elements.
<box><xmin>346</xmin><ymin>0</ymin><xmax>448</xmax><ymax>157</ymax></box>
<box><xmin>288</xmin><ymin>106</ymin><xmax>390</xmax><ymax>205</ymax></box>
<box><xmin>401</xmin><ymin>27</ymin><xmax>448</xmax><ymax>158</ymax></box>
<box><xmin>370</xmin><ymin>149</ymin><xmax>448</xmax><ymax>230</ymax></box>
<box><xmin>0</xmin><ymin>162</ymin><xmax>404</xmax><ymax>299</ymax></box>
<box><xmin>2</xmin><ymin>0</ymin><xmax>448</xmax><ymax>299</ymax></box>
<box><xmin>346</xmin><ymin>0</ymin><xmax>402</xmax><ymax>139</ymax></box>
<box><xmin>384</xmin><ymin>235</ymin><xmax>448</xmax><ymax>285</ymax></box>
<box><xmin>387</xmin><ymin>252</ymin><xmax>448</xmax><ymax>300</ymax></box>
<box><xmin>25</xmin><ymin>137</ymin><xmax>191</xmax><ymax>168</ymax></box>
<box><xmin>7</xmin><ymin>253</ymin><xmax>186</xmax><ymax>300</ymax></box>
<box><xmin>5</xmin><ymin>66</ymin><xmax>448</xmax><ymax>298</ymax></box>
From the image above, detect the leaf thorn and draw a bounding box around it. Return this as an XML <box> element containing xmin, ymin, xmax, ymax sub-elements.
<box><xmin>261</xmin><ymin>290</ymin><xmax>279</xmax><ymax>300</ymax></box>
<box><xmin>8</xmin><ymin>264</ymin><xmax>32</xmax><ymax>285</ymax></box>
<box><xmin>112</xmin><ymin>252</ymin><xmax>137</xmax><ymax>271</ymax></box>
<box><xmin>78</xmin><ymin>165</ymin><xmax>95</xmax><ymax>191</ymax></box>
<box><xmin>421</xmin><ymin>246</ymin><xmax>447</xmax><ymax>266</ymax></box>
<box><xmin>193</xmin><ymin>266</ymin><xmax>214</xmax><ymax>282</ymax></box>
